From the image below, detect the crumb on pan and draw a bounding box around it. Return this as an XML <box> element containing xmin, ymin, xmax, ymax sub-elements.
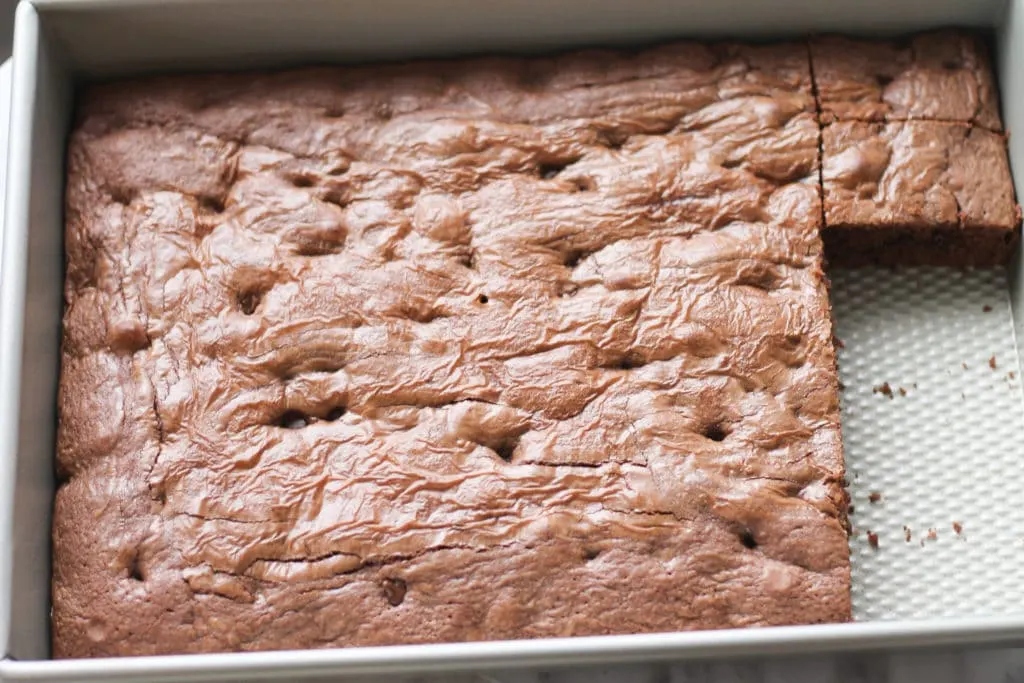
<box><xmin>868</xmin><ymin>492</ymin><xmax>882</xmax><ymax>503</ymax></box>
<box><xmin>953</xmin><ymin>521</ymin><xmax>963</xmax><ymax>535</ymax></box>
<box><xmin>990</xmin><ymin>355</ymin><xmax>998</xmax><ymax>369</ymax></box>
<box><xmin>983</xmin><ymin>305</ymin><xmax>993</xmax><ymax>312</ymax></box>
<box><xmin>872</xmin><ymin>382</ymin><xmax>894</xmax><ymax>398</ymax></box>
<box><xmin>867</xmin><ymin>531</ymin><xmax>879</xmax><ymax>549</ymax></box>
<box><xmin>904</xmin><ymin>526</ymin><xmax>911</xmax><ymax>542</ymax></box>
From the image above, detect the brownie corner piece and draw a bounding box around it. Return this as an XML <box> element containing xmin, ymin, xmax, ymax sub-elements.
<box><xmin>820</xmin><ymin>119</ymin><xmax>1019</xmax><ymax>266</ymax></box>
<box><xmin>810</xmin><ymin>30</ymin><xmax>1002</xmax><ymax>130</ymax></box>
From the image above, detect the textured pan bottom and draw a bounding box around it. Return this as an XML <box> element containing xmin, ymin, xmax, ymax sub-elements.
<box><xmin>831</xmin><ymin>267</ymin><xmax>1024</xmax><ymax>621</ymax></box>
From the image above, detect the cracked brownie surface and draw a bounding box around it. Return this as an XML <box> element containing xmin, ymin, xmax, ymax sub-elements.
<box><xmin>809</xmin><ymin>30</ymin><xmax>1002</xmax><ymax>129</ymax></box>
<box><xmin>57</xmin><ymin>33</ymin><xmax>1020</xmax><ymax>656</ymax></box>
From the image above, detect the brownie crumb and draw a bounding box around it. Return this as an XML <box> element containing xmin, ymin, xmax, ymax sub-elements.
<box><xmin>990</xmin><ymin>355</ymin><xmax>998</xmax><ymax>370</ymax></box>
<box><xmin>983</xmin><ymin>305</ymin><xmax>993</xmax><ymax>313</ymax></box>
<box><xmin>837</xmin><ymin>380</ymin><xmax>846</xmax><ymax>391</ymax></box>
<box><xmin>1010</xmin><ymin>372</ymin><xmax>1017</xmax><ymax>380</ymax></box>
<box><xmin>962</xmin><ymin>362</ymin><xmax>969</xmax><ymax>370</ymax></box>
<box><xmin>868</xmin><ymin>492</ymin><xmax>882</xmax><ymax>503</ymax></box>
<box><xmin>904</xmin><ymin>526</ymin><xmax>912</xmax><ymax>542</ymax></box>
<box><xmin>867</xmin><ymin>531</ymin><xmax>879</xmax><ymax>549</ymax></box>
<box><xmin>953</xmin><ymin>521</ymin><xmax>963</xmax><ymax>535</ymax></box>
<box><xmin>873</xmin><ymin>382</ymin><xmax>894</xmax><ymax>398</ymax></box>
<box><xmin>898</xmin><ymin>387</ymin><xmax>907</xmax><ymax>396</ymax></box>
<box><xmin>927</xmin><ymin>528</ymin><xmax>938</xmax><ymax>541</ymax></box>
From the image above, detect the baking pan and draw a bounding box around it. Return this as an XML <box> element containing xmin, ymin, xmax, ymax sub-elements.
<box><xmin>4</xmin><ymin>0</ymin><xmax>1024</xmax><ymax>680</ymax></box>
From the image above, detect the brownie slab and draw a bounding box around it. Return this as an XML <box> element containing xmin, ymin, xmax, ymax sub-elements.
<box><xmin>821</xmin><ymin>120</ymin><xmax>1018</xmax><ymax>266</ymax></box>
<box><xmin>54</xmin><ymin>42</ymin><xmax>850</xmax><ymax>657</ymax></box>
<box><xmin>810</xmin><ymin>31</ymin><xmax>1002</xmax><ymax>129</ymax></box>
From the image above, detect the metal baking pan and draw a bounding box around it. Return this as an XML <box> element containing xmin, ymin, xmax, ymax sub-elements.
<box><xmin>4</xmin><ymin>0</ymin><xmax>1024</xmax><ymax>680</ymax></box>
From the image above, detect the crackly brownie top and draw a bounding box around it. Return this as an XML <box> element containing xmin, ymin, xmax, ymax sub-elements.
<box><xmin>822</xmin><ymin>120</ymin><xmax>1016</xmax><ymax>231</ymax></box>
<box><xmin>54</xmin><ymin>40</ymin><xmax>849</xmax><ymax>656</ymax></box>
<box><xmin>810</xmin><ymin>30</ymin><xmax>1002</xmax><ymax>129</ymax></box>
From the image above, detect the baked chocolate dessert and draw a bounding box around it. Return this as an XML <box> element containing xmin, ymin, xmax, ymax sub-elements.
<box><xmin>53</xmin><ymin>30</ymin><xmax>1017</xmax><ymax>657</ymax></box>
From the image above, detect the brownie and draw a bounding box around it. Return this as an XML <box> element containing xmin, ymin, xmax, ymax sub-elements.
<box><xmin>54</xmin><ymin>41</ymin><xmax>851</xmax><ymax>657</ymax></box>
<box><xmin>810</xmin><ymin>31</ymin><xmax>1002</xmax><ymax>129</ymax></box>
<box><xmin>821</xmin><ymin>120</ymin><xmax>1019</xmax><ymax>266</ymax></box>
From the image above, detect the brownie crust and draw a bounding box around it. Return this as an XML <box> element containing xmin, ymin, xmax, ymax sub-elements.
<box><xmin>54</xmin><ymin>41</ymin><xmax>851</xmax><ymax>657</ymax></box>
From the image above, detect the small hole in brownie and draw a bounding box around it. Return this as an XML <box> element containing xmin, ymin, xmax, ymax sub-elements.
<box><xmin>617</xmin><ymin>354</ymin><xmax>646</xmax><ymax>371</ymax></box>
<box><xmin>375</xmin><ymin>103</ymin><xmax>394</xmax><ymax>120</ymax></box>
<box><xmin>277</xmin><ymin>410</ymin><xmax>310</xmax><ymax>429</ymax></box>
<box><xmin>109</xmin><ymin>187</ymin><xmax>136</xmax><ymax>206</ymax></box>
<box><xmin>198</xmin><ymin>195</ymin><xmax>226</xmax><ymax>214</ymax></box>
<box><xmin>539</xmin><ymin>163</ymin><xmax>568</xmax><ymax>179</ymax></box>
<box><xmin>559</xmin><ymin>282</ymin><xmax>579</xmax><ymax>298</ymax></box>
<box><xmin>381</xmin><ymin>577</ymin><xmax>407</xmax><ymax>606</ymax></box>
<box><xmin>876</xmin><ymin>73</ymin><xmax>895</xmax><ymax>87</ymax></box>
<box><xmin>126</xmin><ymin>552</ymin><xmax>145</xmax><ymax>582</ymax></box>
<box><xmin>55</xmin><ymin>466</ymin><xmax>72</xmax><ymax>487</ymax></box>
<box><xmin>739</xmin><ymin>529</ymin><xmax>758</xmax><ymax>550</ymax></box>
<box><xmin>721</xmin><ymin>158</ymin><xmax>744</xmax><ymax>170</ymax></box>
<box><xmin>325</xmin><ymin>407</ymin><xmax>347</xmax><ymax>422</ymax></box>
<box><xmin>477</xmin><ymin>294</ymin><xmax>489</xmax><ymax>305</ymax></box>
<box><xmin>563</xmin><ymin>250</ymin><xmax>588</xmax><ymax>268</ymax></box>
<box><xmin>703</xmin><ymin>422</ymin><xmax>729</xmax><ymax>442</ymax></box>
<box><xmin>289</xmin><ymin>174</ymin><xmax>316</xmax><ymax>188</ymax></box>
<box><xmin>539</xmin><ymin>156</ymin><xmax>582</xmax><ymax>180</ymax></box>
<box><xmin>569</xmin><ymin>177</ymin><xmax>596</xmax><ymax>192</ymax></box>
<box><xmin>237</xmin><ymin>288</ymin><xmax>263</xmax><ymax>316</ymax></box>
<box><xmin>492</xmin><ymin>435</ymin><xmax>520</xmax><ymax>462</ymax></box>
<box><xmin>583</xmin><ymin>547</ymin><xmax>601</xmax><ymax>561</ymax></box>
<box><xmin>785</xmin><ymin>332</ymin><xmax>803</xmax><ymax>347</ymax></box>
<box><xmin>942</xmin><ymin>60</ymin><xmax>961</xmax><ymax>71</ymax></box>
<box><xmin>455</xmin><ymin>251</ymin><xmax>475</xmax><ymax>269</ymax></box>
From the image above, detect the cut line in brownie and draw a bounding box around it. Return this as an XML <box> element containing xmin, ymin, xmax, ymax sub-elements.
<box><xmin>821</xmin><ymin>120</ymin><xmax>1019</xmax><ymax>266</ymax></box>
<box><xmin>54</xmin><ymin>40</ymin><xmax>853</xmax><ymax>657</ymax></box>
<box><xmin>809</xmin><ymin>30</ymin><xmax>1002</xmax><ymax>130</ymax></box>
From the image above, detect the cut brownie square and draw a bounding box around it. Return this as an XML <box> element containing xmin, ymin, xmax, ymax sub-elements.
<box><xmin>821</xmin><ymin>120</ymin><xmax>1019</xmax><ymax>266</ymax></box>
<box><xmin>54</xmin><ymin>41</ymin><xmax>849</xmax><ymax>657</ymax></box>
<box><xmin>810</xmin><ymin>30</ymin><xmax>1002</xmax><ymax>130</ymax></box>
